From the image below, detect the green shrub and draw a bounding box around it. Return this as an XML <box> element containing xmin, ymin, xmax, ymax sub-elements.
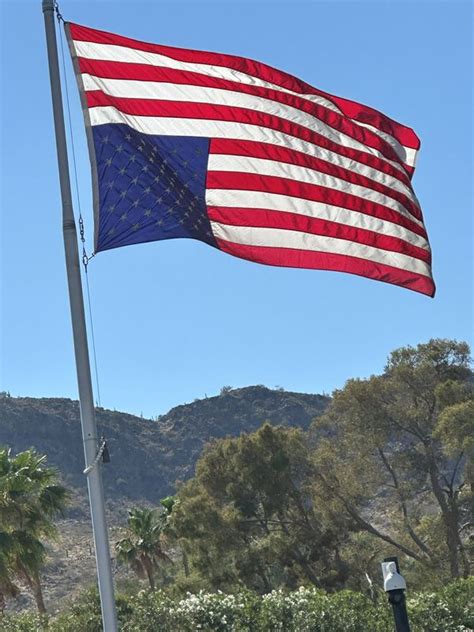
<box><xmin>1</xmin><ymin>578</ymin><xmax>472</xmax><ymax>632</ymax></box>
<box><xmin>258</xmin><ymin>588</ymin><xmax>393</xmax><ymax>632</ymax></box>
<box><xmin>0</xmin><ymin>612</ymin><xmax>44</xmax><ymax>632</ymax></box>
<box><xmin>47</xmin><ymin>586</ymin><xmax>134</xmax><ymax>632</ymax></box>
<box><xmin>121</xmin><ymin>590</ymin><xmax>174</xmax><ymax>632</ymax></box>
<box><xmin>408</xmin><ymin>577</ymin><xmax>474</xmax><ymax>632</ymax></box>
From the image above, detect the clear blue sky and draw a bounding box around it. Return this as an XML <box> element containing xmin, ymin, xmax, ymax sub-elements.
<box><xmin>1</xmin><ymin>0</ymin><xmax>472</xmax><ymax>419</ymax></box>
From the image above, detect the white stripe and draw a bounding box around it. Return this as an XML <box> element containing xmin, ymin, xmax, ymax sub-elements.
<box><xmin>207</xmin><ymin>154</ymin><xmax>420</xmax><ymax>222</ymax></box>
<box><xmin>82</xmin><ymin>74</ymin><xmax>408</xmax><ymax>173</ymax></box>
<box><xmin>356</xmin><ymin>120</ymin><xmax>417</xmax><ymax>167</ymax></box>
<box><xmin>209</xmin><ymin>222</ymin><xmax>431</xmax><ymax>277</ymax></box>
<box><xmin>205</xmin><ymin>188</ymin><xmax>429</xmax><ymax>251</ymax></box>
<box><xmin>88</xmin><ymin>106</ymin><xmax>415</xmax><ymax>198</ymax></box>
<box><xmin>73</xmin><ymin>40</ymin><xmax>343</xmax><ymax>115</ymax></box>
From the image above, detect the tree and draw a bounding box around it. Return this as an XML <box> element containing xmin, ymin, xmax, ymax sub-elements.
<box><xmin>170</xmin><ymin>424</ymin><xmax>356</xmax><ymax>593</ymax></box>
<box><xmin>0</xmin><ymin>447</ymin><xmax>69</xmax><ymax>614</ymax></box>
<box><xmin>115</xmin><ymin>507</ymin><xmax>170</xmax><ymax>590</ymax></box>
<box><xmin>0</xmin><ymin>533</ymin><xmax>19</xmax><ymax>613</ymax></box>
<box><xmin>311</xmin><ymin>339</ymin><xmax>472</xmax><ymax>581</ymax></box>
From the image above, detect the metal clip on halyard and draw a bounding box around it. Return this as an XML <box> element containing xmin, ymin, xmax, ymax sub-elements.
<box><xmin>78</xmin><ymin>215</ymin><xmax>92</xmax><ymax>270</ymax></box>
<box><xmin>54</xmin><ymin>1</ymin><xmax>63</xmax><ymax>23</ymax></box>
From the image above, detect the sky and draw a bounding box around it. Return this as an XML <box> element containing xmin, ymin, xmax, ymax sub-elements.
<box><xmin>0</xmin><ymin>0</ymin><xmax>472</xmax><ymax>419</ymax></box>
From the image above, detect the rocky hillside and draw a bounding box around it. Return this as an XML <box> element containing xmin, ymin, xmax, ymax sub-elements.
<box><xmin>0</xmin><ymin>386</ymin><xmax>329</xmax><ymax>517</ymax></box>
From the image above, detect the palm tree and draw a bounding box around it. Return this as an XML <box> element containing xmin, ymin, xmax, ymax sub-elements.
<box><xmin>0</xmin><ymin>532</ymin><xmax>19</xmax><ymax>614</ymax></box>
<box><xmin>115</xmin><ymin>507</ymin><xmax>169</xmax><ymax>590</ymax></box>
<box><xmin>0</xmin><ymin>447</ymin><xmax>69</xmax><ymax>614</ymax></box>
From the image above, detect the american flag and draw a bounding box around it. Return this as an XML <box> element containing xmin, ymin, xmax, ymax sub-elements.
<box><xmin>67</xmin><ymin>23</ymin><xmax>434</xmax><ymax>296</ymax></box>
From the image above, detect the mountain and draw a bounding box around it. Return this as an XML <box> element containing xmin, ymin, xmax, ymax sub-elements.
<box><xmin>0</xmin><ymin>386</ymin><xmax>329</xmax><ymax>516</ymax></box>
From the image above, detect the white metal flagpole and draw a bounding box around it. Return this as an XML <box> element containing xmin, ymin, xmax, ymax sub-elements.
<box><xmin>41</xmin><ymin>2</ymin><xmax>118</xmax><ymax>629</ymax></box>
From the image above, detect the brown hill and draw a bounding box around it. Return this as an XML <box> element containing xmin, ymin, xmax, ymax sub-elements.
<box><xmin>0</xmin><ymin>386</ymin><xmax>329</xmax><ymax>517</ymax></box>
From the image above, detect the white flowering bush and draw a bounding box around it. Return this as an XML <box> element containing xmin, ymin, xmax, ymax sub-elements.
<box><xmin>122</xmin><ymin>589</ymin><xmax>260</xmax><ymax>631</ymax></box>
<box><xmin>259</xmin><ymin>588</ymin><xmax>322</xmax><ymax>631</ymax></box>
<box><xmin>407</xmin><ymin>579</ymin><xmax>474</xmax><ymax>632</ymax></box>
<box><xmin>1</xmin><ymin>578</ymin><xmax>472</xmax><ymax>631</ymax></box>
<box><xmin>258</xmin><ymin>587</ymin><xmax>392</xmax><ymax>632</ymax></box>
<box><xmin>173</xmin><ymin>590</ymin><xmax>258</xmax><ymax>631</ymax></box>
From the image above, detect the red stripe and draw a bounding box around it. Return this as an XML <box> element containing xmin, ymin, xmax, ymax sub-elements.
<box><xmin>206</xmin><ymin>171</ymin><xmax>426</xmax><ymax>237</ymax></box>
<box><xmin>207</xmin><ymin>206</ymin><xmax>430</xmax><ymax>264</ymax></box>
<box><xmin>78</xmin><ymin>57</ymin><xmax>411</xmax><ymax>171</ymax></box>
<box><xmin>70</xmin><ymin>22</ymin><xmax>419</xmax><ymax>155</ymax></box>
<box><xmin>214</xmin><ymin>239</ymin><xmax>435</xmax><ymax>296</ymax></box>
<box><xmin>209</xmin><ymin>138</ymin><xmax>419</xmax><ymax>220</ymax></box>
<box><xmin>330</xmin><ymin>94</ymin><xmax>420</xmax><ymax>151</ymax></box>
<box><xmin>86</xmin><ymin>90</ymin><xmax>413</xmax><ymax>190</ymax></box>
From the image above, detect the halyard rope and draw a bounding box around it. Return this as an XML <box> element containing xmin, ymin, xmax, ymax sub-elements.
<box><xmin>83</xmin><ymin>439</ymin><xmax>107</xmax><ymax>475</ymax></box>
<box><xmin>56</xmin><ymin>5</ymin><xmax>102</xmax><ymax>409</ymax></box>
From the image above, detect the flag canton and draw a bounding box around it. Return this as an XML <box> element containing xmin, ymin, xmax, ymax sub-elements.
<box><xmin>92</xmin><ymin>124</ymin><xmax>216</xmax><ymax>252</ymax></box>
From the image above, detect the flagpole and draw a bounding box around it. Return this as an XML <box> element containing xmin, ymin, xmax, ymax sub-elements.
<box><xmin>41</xmin><ymin>2</ymin><xmax>118</xmax><ymax>629</ymax></box>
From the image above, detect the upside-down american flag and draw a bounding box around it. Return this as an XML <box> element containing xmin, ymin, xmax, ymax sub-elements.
<box><xmin>67</xmin><ymin>23</ymin><xmax>435</xmax><ymax>297</ymax></box>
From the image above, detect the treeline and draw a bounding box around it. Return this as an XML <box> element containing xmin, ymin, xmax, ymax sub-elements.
<box><xmin>0</xmin><ymin>338</ymin><xmax>472</xmax><ymax>622</ymax></box>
